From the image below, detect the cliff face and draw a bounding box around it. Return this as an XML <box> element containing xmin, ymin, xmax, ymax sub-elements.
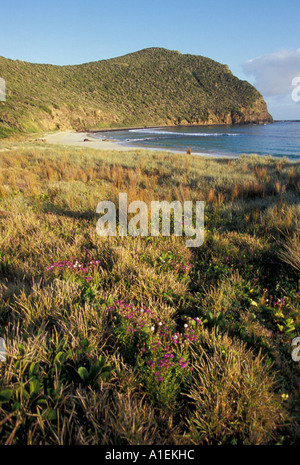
<box><xmin>0</xmin><ymin>48</ymin><xmax>272</xmax><ymax>137</ymax></box>
<box><xmin>205</xmin><ymin>97</ymin><xmax>273</xmax><ymax>125</ymax></box>
<box><xmin>236</xmin><ymin>97</ymin><xmax>273</xmax><ymax>124</ymax></box>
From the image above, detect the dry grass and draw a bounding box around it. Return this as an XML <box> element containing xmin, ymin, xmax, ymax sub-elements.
<box><xmin>187</xmin><ymin>330</ymin><xmax>287</xmax><ymax>445</ymax></box>
<box><xmin>0</xmin><ymin>143</ymin><xmax>299</xmax><ymax>445</ymax></box>
<box><xmin>278</xmin><ymin>229</ymin><xmax>300</xmax><ymax>272</ymax></box>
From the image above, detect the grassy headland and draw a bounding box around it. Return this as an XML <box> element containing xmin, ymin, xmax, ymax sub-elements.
<box><xmin>0</xmin><ymin>141</ymin><xmax>299</xmax><ymax>444</ymax></box>
<box><xmin>0</xmin><ymin>48</ymin><xmax>272</xmax><ymax>139</ymax></box>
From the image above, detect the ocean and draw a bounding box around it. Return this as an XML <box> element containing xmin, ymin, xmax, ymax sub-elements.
<box><xmin>94</xmin><ymin>121</ymin><xmax>300</xmax><ymax>160</ymax></box>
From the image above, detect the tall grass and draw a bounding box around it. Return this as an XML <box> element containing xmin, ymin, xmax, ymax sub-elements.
<box><xmin>278</xmin><ymin>229</ymin><xmax>300</xmax><ymax>273</ymax></box>
<box><xmin>0</xmin><ymin>143</ymin><xmax>299</xmax><ymax>444</ymax></box>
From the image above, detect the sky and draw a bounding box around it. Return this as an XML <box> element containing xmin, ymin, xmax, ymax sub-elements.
<box><xmin>1</xmin><ymin>0</ymin><xmax>300</xmax><ymax>120</ymax></box>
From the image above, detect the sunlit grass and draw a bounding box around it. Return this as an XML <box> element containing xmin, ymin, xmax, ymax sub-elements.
<box><xmin>0</xmin><ymin>143</ymin><xmax>299</xmax><ymax>444</ymax></box>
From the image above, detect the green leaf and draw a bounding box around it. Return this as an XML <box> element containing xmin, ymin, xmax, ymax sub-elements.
<box><xmin>89</xmin><ymin>363</ymin><xmax>101</xmax><ymax>379</ymax></box>
<box><xmin>0</xmin><ymin>389</ymin><xmax>12</xmax><ymax>404</ymax></box>
<box><xmin>206</xmin><ymin>310</ymin><xmax>213</xmax><ymax>321</ymax></box>
<box><xmin>43</xmin><ymin>408</ymin><xmax>57</xmax><ymax>421</ymax></box>
<box><xmin>37</xmin><ymin>398</ymin><xmax>48</xmax><ymax>406</ymax></box>
<box><xmin>53</xmin><ymin>351</ymin><xmax>64</xmax><ymax>365</ymax></box>
<box><xmin>29</xmin><ymin>362</ymin><xmax>39</xmax><ymax>377</ymax></box>
<box><xmin>107</xmin><ymin>294</ymin><xmax>114</xmax><ymax>306</ymax></box>
<box><xmin>98</xmin><ymin>355</ymin><xmax>106</xmax><ymax>367</ymax></box>
<box><xmin>19</xmin><ymin>385</ymin><xmax>30</xmax><ymax>400</ymax></box>
<box><xmin>30</xmin><ymin>379</ymin><xmax>41</xmax><ymax>398</ymax></box>
<box><xmin>77</xmin><ymin>366</ymin><xmax>89</xmax><ymax>382</ymax></box>
<box><xmin>14</xmin><ymin>360</ymin><xmax>20</xmax><ymax>370</ymax></box>
<box><xmin>99</xmin><ymin>367</ymin><xmax>112</xmax><ymax>381</ymax></box>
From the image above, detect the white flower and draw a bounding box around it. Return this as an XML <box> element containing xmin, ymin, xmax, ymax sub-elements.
<box><xmin>184</xmin><ymin>324</ymin><xmax>188</xmax><ymax>328</ymax></box>
<box><xmin>150</xmin><ymin>326</ymin><xmax>155</xmax><ymax>331</ymax></box>
<box><xmin>158</xmin><ymin>322</ymin><xmax>163</xmax><ymax>326</ymax></box>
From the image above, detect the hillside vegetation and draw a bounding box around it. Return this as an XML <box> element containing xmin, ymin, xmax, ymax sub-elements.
<box><xmin>0</xmin><ymin>48</ymin><xmax>272</xmax><ymax>138</ymax></box>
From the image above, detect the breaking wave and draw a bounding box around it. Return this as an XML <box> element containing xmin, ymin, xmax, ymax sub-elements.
<box><xmin>129</xmin><ymin>128</ymin><xmax>241</xmax><ymax>137</ymax></box>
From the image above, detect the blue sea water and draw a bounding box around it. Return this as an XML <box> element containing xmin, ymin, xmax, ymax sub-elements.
<box><xmin>94</xmin><ymin>121</ymin><xmax>300</xmax><ymax>160</ymax></box>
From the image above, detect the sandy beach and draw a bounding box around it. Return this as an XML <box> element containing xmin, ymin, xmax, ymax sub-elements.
<box><xmin>43</xmin><ymin>130</ymin><xmax>137</xmax><ymax>151</ymax></box>
<box><xmin>41</xmin><ymin>129</ymin><xmax>222</xmax><ymax>157</ymax></box>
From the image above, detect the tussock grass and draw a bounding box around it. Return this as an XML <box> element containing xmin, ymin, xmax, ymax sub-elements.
<box><xmin>187</xmin><ymin>330</ymin><xmax>286</xmax><ymax>445</ymax></box>
<box><xmin>278</xmin><ymin>229</ymin><xmax>300</xmax><ymax>273</ymax></box>
<box><xmin>0</xmin><ymin>143</ymin><xmax>299</xmax><ymax>444</ymax></box>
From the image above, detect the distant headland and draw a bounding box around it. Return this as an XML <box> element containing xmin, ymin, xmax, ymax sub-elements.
<box><xmin>0</xmin><ymin>47</ymin><xmax>273</xmax><ymax>139</ymax></box>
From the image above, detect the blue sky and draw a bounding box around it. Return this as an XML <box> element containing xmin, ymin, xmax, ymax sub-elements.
<box><xmin>1</xmin><ymin>0</ymin><xmax>300</xmax><ymax>119</ymax></box>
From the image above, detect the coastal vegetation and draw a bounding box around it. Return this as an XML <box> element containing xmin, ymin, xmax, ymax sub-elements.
<box><xmin>0</xmin><ymin>141</ymin><xmax>299</xmax><ymax>445</ymax></box>
<box><xmin>0</xmin><ymin>48</ymin><xmax>272</xmax><ymax>138</ymax></box>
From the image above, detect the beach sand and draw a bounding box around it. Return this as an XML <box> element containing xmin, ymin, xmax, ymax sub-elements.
<box><xmin>42</xmin><ymin>130</ymin><xmax>215</xmax><ymax>157</ymax></box>
<box><xmin>43</xmin><ymin>130</ymin><xmax>137</xmax><ymax>151</ymax></box>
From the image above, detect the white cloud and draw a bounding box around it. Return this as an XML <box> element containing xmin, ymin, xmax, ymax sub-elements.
<box><xmin>265</xmin><ymin>94</ymin><xmax>300</xmax><ymax>120</ymax></box>
<box><xmin>242</xmin><ymin>49</ymin><xmax>300</xmax><ymax>98</ymax></box>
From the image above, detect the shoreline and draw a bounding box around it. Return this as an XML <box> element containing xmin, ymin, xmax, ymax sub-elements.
<box><xmin>42</xmin><ymin>124</ymin><xmax>299</xmax><ymax>161</ymax></box>
<box><xmin>43</xmin><ymin>130</ymin><xmax>138</xmax><ymax>151</ymax></box>
<box><xmin>42</xmin><ymin>129</ymin><xmax>233</xmax><ymax>158</ymax></box>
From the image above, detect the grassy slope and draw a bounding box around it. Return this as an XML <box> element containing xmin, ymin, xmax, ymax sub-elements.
<box><xmin>0</xmin><ymin>48</ymin><xmax>272</xmax><ymax>138</ymax></box>
<box><xmin>0</xmin><ymin>142</ymin><xmax>299</xmax><ymax>445</ymax></box>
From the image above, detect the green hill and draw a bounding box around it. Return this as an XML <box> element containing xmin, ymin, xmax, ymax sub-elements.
<box><xmin>0</xmin><ymin>48</ymin><xmax>272</xmax><ymax>138</ymax></box>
